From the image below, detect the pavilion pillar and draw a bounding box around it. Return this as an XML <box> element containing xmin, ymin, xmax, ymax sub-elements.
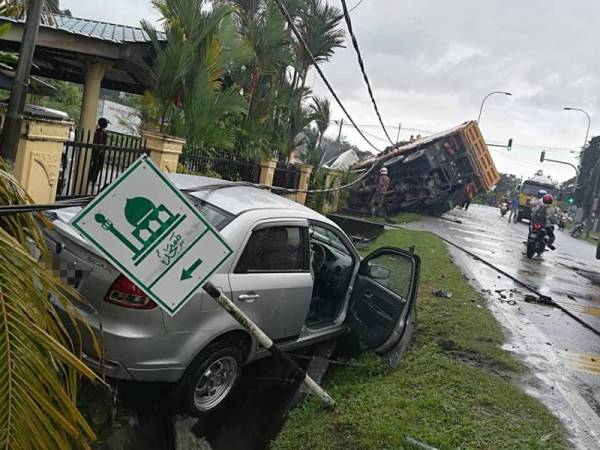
<box><xmin>79</xmin><ymin>61</ymin><xmax>111</xmax><ymax>137</ymax></box>
<box><xmin>73</xmin><ymin>61</ymin><xmax>111</xmax><ymax>195</ymax></box>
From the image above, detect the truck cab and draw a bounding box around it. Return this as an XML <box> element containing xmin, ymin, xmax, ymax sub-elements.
<box><xmin>516</xmin><ymin>175</ymin><xmax>558</xmax><ymax>222</ymax></box>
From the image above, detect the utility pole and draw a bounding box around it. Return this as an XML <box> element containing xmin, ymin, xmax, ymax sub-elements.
<box><xmin>1</xmin><ymin>0</ymin><xmax>44</xmax><ymax>167</ymax></box>
<box><xmin>395</xmin><ymin>123</ymin><xmax>402</xmax><ymax>145</ymax></box>
<box><xmin>336</xmin><ymin>118</ymin><xmax>344</xmax><ymax>142</ymax></box>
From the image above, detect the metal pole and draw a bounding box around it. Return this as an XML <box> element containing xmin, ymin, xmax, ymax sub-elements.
<box><xmin>395</xmin><ymin>123</ymin><xmax>401</xmax><ymax>144</ymax></box>
<box><xmin>477</xmin><ymin>91</ymin><xmax>512</xmax><ymax>125</ymax></box>
<box><xmin>542</xmin><ymin>157</ymin><xmax>579</xmax><ymax>177</ymax></box>
<box><xmin>336</xmin><ymin>118</ymin><xmax>344</xmax><ymax>143</ymax></box>
<box><xmin>0</xmin><ymin>0</ymin><xmax>44</xmax><ymax>166</ymax></box>
<box><xmin>202</xmin><ymin>282</ymin><xmax>337</xmax><ymax>408</ymax></box>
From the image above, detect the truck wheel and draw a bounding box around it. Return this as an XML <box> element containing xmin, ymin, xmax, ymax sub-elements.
<box><xmin>177</xmin><ymin>340</ymin><xmax>244</xmax><ymax>416</ymax></box>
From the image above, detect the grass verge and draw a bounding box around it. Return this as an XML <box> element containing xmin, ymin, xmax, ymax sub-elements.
<box><xmin>272</xmin><ymin>229</ymin><xmax>567</xmax><ymax>450</ymax></box>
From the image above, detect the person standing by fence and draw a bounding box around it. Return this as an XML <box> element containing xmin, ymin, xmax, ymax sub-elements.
<box><xmin>88</xmin><ymin>118</ymin><xmax>109</xmax><ymax>188</ymax></box>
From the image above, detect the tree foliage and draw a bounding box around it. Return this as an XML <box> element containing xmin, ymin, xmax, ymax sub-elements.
<box><xmin>145</xmin><ymin>0</ymin><xmax>345</xmax><ymax>162</ymax></box>
<box><xmin>0</xmin><ymin>161</ymin><xmax>101</xmax><ymax>449</ymax></box>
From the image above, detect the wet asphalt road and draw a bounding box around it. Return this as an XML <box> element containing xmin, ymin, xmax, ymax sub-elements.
<box><xmin>404</xmin><ymin>204</ymin><xmax>600</xmax><ymax>449</ymax></box>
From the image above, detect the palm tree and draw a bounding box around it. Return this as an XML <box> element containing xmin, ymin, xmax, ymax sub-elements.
<box><xmin>0</xmin><ymin>160</ymin><xmax>100</xmax><ymax>448</ymax></box>
<box><xmin>294</xmin><ymin>0</ymin><xmax>345</xmax><ymax>90</ymax></box>
<box><xmin>143</xmin><ymin>0</ymin><xmax>252</xmax><ymax>149</ymax></box>
<box><xmin>309</xmin><ymin>96</ymin><xmax>331</xmax><ymax>150</ymax></box>
<box><xmin>0</xmin><ymin>0</ymin><xmax>59</xmax><ymax>21</ymax></box>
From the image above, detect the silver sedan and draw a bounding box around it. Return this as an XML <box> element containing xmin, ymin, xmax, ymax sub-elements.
<box><xmin>44</xmin><ymin>174</ymin><xmax>420</xmax><ymax>415</ymax></box>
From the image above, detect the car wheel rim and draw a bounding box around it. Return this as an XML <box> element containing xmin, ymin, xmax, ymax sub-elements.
<box><xmin>193</xmin><ymin>356</ymin><xmax>238</xmax><ymax>411</ymax></box>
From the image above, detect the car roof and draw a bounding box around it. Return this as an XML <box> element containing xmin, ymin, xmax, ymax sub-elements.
<box><xmin>168</xmin><ymin>173</ymin><xmax>331</xmax><ymax>222</ymax></box>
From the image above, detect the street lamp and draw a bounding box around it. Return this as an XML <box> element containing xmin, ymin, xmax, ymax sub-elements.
<box><xmin>563</xmin><ymin>107</ymin><xmax>591</xmax><ymax>149</ymax></box>
<box><xmin>563</xmin><ymin>106</ymin><xmax>591</xmax><ymax>194</ymax></box>
<box><xmin>477</xmin><ymin>91</ymin><xmax>512</xmax><ymax>124</ymax></box>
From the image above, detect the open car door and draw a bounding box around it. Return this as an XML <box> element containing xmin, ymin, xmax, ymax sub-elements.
<box><xmin>347</xmin><ymin>246</ymin><xmax>420</xmax><ymax>369</ymax></box>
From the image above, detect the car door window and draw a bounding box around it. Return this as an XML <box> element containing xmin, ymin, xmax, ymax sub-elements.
<box><xmin>364</xmin><ymin>253</ymin><xmax>413</xmax><ymax>299</ymax></box>
<box><xmin>235</xmin><ymin>226</ymin><xmax>309</xmax><ymax>273</ymax></box>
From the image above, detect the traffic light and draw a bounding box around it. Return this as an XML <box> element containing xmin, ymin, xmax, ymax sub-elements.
<box><xmin>540</xmin><ymin>151</ymin><xmax>545</xmax><ymax>162</ymax></box>
<box><xmin>568</xmin><ymin>196</ymin><xmax>574</xmax><ymax>205</ymax></box>
<box><xmin>507</xmin><ymin>138</ymin><xmax>513</xmax><ymax>151</ymax></box>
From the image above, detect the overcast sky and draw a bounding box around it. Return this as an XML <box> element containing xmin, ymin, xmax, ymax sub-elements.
<box><xmin>62</xmin><ymin>0</ymin><xmax>600</xmax><ymax>182</ymax></box>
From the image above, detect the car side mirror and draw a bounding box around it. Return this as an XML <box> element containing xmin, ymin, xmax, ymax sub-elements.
<box><xmin>368</xmin><ymin>264</ymin><xmax>391</xmax><ymax>280</ymax></box>
<box><xmin>596</xmin><ymin>242</ymin><xmax>600</xmax><ymax>260</ymax></box>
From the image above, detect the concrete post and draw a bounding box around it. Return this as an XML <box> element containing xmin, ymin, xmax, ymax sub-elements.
<box><xmin>295</xmin><ymin>164</ymin><xmax>313</xmax><ymax>205</ymax></box>
<box><xmin>141</xmin><ymin>130</ymin><xmax>186</xmax><ymax>173</ymax></box>
<box><xmin>79</xmin><ymin>61</ymin><xmax>111</xmax><ymax>137</ymax></box>
<box><xmin>259</xmin><ymin>159</ymin><xmax>278</xmax><ymax>187</ymax></box>
<box><xmin>73</xmin><ymin>61</ymin><xmax>111</xmax><ymax>194</ymax></box>
<box><xmin>322</xmin><ymin>168</ymin><xmax>341</xmax><ymax>214</ymax></box>
<box><xmin>12</xmin><ymin>116</ymin><xmax>73</xmax><ymax>203</ymax></box>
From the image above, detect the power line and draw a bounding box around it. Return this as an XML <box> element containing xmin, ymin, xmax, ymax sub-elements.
<box><xmin>348</xmin><ymin>0</ymin><xmax>367</xmax><ymax>13</ymax></box>
<box><xmin>271</xmin><ymin>0</ymin><xmax>382</xmax><ymax>153</ymax></box>
<box><xmin>340</xmin><ymin>0</ymin><xmax>395</xmax><ymax>145</ymax></box>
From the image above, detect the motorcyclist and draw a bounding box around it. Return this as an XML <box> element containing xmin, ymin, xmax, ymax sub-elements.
<box><xmin>529</xmin><ymin>189</ymin><xmax>547</xmax><ymax>212</ymax></box>
<box><xmin>531</xmin><ymin>193</ymin><xmax>557</xmax><ymax>250</ymax></box>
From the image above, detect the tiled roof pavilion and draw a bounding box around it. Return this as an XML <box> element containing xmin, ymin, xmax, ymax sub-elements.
<box><xmin>0</xmin><ymin>13</ymin><xmax>166</xmax><ymax>134</ymax></box>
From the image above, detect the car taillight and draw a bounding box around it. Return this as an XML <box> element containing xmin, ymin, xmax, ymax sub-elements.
<box><xmin>104</xmin><ymin>275</ymin><xmax>157</xmax><ymax>310</ymax></box>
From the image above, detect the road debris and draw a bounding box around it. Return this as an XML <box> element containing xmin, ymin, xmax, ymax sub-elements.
<box><xmin>432</xmin><ymin>289</ymin><xmax>453</xmax><ymax>299</ymax></box>
<box><xmin>405</xmin><ymin>436</ymin><xmax>439</xmax><ymax>450</ymax></box>
<box><xmin>524</xmin><ymin>294</ymin><xmax>554</xmax><ymax>306</ymax></box>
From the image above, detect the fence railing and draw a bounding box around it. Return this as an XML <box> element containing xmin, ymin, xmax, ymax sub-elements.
<box><xmin>272</xmin><ymin>161</ymin><xmax>301</xmax><ymax>190</ymax></box>
<box><xmin>179</xmin><ymin>147</ymin><xmax>262</xmax><ymax>183</ymax></box>
<box><xmin>56</xmin><ymin>130</ymin><xmax>147</xmax><ymax>199</ymax></box>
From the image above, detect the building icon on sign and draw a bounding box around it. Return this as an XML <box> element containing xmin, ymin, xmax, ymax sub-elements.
<box><xmin>95</xmin><ymin>196</ymin><xmax>186</xmax><ymax>265</ymax></box>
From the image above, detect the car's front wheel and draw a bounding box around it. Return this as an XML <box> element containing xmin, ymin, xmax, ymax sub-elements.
<box><xmin>177</xmin><ymin>340</ymin><xmax>244</xmax><ymax>416</ymax></box>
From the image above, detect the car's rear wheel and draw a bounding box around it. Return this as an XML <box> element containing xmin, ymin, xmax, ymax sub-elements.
<box><xmin>177</xmin><ymin>340</ymin><xmax>244</xmax><ymax>416</ymax></box>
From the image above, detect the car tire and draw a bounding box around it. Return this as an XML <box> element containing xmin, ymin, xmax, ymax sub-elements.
<box><xmin>176</xmin><ymin>339</ymin><xmax>244</xmax><ymax>417</ymax></box>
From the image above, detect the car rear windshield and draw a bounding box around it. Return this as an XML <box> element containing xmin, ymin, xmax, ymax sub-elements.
<box><xmin>185</xmin><ymin>194</ymin><xmax>234</xmax><ymax>230</ymax></box>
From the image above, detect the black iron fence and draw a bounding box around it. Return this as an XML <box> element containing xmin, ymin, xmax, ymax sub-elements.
<box><xmin>272</xmin><ymin>160</ymin><xmax>301</xmax><ymax>190</ymax></box>
<box><xmin>179</xmin><ymin>147</ymin><xmax>262</xmax><ymax>183</ymax></box>
<box><xmin>56</xmin><ymin>130</ymin><xmax>147</xmax><ymax>199</ymax></box>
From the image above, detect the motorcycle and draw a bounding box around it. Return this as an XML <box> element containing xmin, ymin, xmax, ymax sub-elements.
<box><xmin>526</xmin><ymin>219</ymin><xmax>553</xmax><ymax>258</ymax></box>
<box><xmin>571</xmin><ymin>222</ymin><xmax>585</xmax><ymax>238</ymax></box>
<box><xmin>558</xmin><ymin>215</ymin><xmax>567</xmax><ymax>231</ymax></box>
<box><xmin>499</xmin><ymin>201</ymin><xmax>509</xmax><ymax>217</ymax></box>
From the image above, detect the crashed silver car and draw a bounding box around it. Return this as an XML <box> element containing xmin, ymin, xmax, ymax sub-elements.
<box><xmin>44</xmin><ymin>174</ymin><xmax>420</xmax><ymax>415</ymax></box>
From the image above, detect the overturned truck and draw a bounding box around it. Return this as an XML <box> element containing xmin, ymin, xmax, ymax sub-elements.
<box><xmin>346</xmin><ymin>121</ymin><xmax>500</xmax><ymax>215</ymax></box>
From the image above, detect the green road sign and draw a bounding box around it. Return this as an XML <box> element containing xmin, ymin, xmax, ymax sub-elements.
<box><xmin>71</xmin><ymin>156</ymin><xmax>233</xmax><ymax>316</ymax></box>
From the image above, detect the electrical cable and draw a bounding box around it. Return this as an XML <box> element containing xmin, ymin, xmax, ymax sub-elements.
<box><xmin>340</xmin><ymin>0</ymin><xmax>395</xmax><ymax>146</ymax></box>
<box><xmin>347</xmin><ymin>0</ymin><xmax>367</xmax><ymax>13</ymax></box>
<box><xmin>271</xmin><ymin>0</ymin><xmax>383</xmax><ymax>153</ymax></box>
